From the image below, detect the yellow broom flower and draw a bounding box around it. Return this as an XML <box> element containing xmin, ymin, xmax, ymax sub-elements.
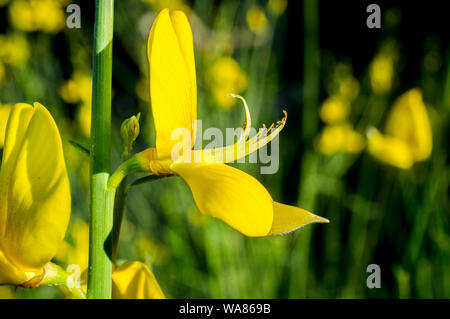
<box><xmin>9</xmin><ymin>0</ymin><xmax>65</xmax><ymax>34</ymax></box>
<box><xmin>367</xmin><ymin>89</ymin><xmax>433</xmax><ymax>169</ymax></box>
<box><xmin>206</xmin><ymin>56</ymin><xmax>248</xmax><ymax>109</ymax></box>
<box><xmin>121</xmin><ymin>9</ymin><xmax>328</xmax><ymax>237</ymax></box>
<box><xmin>319</xmin><ymin>96</ymin><xmax>351</xmax><ymax>124</ymax></box>
<box><xmin>316</xmin><ymin>122</ymin><xmax>365</xmax><ymax>155</ymax></box>
<box><xmin>246</xmin><ymin>5</ymin><xmax>268</xmax><ymax>35</ymax></box>
<box><xmin>0</xmin><ymin>102</ymin><xmax>71</xmax><ymax>285</ymax></box>
<box><xmin>112</xmin><ymin>261</ymin><xmax>165</xmax><ymax>299</ymax></box>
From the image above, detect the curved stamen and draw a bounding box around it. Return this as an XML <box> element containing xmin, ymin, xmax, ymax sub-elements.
<box><xmin>228</xmin><ymin>93</ymin><xmax>252</xmax><ymax>143</ymax></box>
<box><xmin>204</xmin><ymin>109</ymin><xmax>288</xmax><ymax>163</ymax></box>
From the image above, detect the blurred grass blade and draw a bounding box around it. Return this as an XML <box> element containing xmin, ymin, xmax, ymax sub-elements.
<box><xmin>69</xmin><ymin>140</ymin><xmax>90</xmax><ymax>156</ymax></box>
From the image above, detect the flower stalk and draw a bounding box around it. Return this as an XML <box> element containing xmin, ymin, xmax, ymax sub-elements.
<box><xmin>87</xmin><ymin>0</ymin><xmax>114</xmax><ymax>299</ymax></box>
<box><xmin>112</xmin><ymin>114</ymin><xmax>140</xmax><ymax>264</ymax></box>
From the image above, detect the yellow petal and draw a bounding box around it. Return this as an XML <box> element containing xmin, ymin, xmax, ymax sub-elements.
<box><xmin>0</xmin><ymin>104</ymin><xmax>12</xmax><ymax>148</ymax></box>
<box><xmin>269</xmin><ymin>202</ymin><xmax>329</xmax><ymax>235</ymax></box>
<box><xmin>0</xmin><ymin>249</ymin><xmax>38</xmax><ymax>285</ymax></box>
<box><xmin>385</xmin><ymin>89</ymin><xmax>432</xmax><ymax>162</ymax></box>
<box><xmin>170</xmin><ymin>10</ymin><xmax>197</xmax><ymax>113</ymax></box>
<box><xmin>0</xmin><ymin>102</ymin><xmax>70</xmax><ymax>276</ymax></box>
<box><xmin>367</xmin><ymin>128</ymin><xmax>414</xmax><ymax>169</ymax></box>
<box><xmin>171</xmin><ymin>162</ymin><xmax>273</xmax><ymax>237</ymax></box>
<box><xmin>112</xmin><ymin>261</ymin><xmax>165</xmax><ymax>299</ymax></box>
<box><xmin>0</xmin><ymin>103</ymin><xmax>34</xmax><ymax>173</ymax></box>
<box><xmin>148</xmin><ymin>8</ymin><xmax>196</xmax><ymax>159</ymax></box>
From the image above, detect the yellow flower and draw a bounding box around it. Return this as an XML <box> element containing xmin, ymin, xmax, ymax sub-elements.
<box><xmin>9</xmin><ymin>0</ymin><xmax>65</xmax><ymax>34</ymax></box>
<box><xmin>112</xmin><ymin>261</ymin><xmax>165</xmax><ymax>299</ymax></box>
<box><xmin>370</xmin><ymin>54</ymin><xmax>394</xmax><ymax>94</ymax></box>
<box><xmin>0</xmin><ymin>33</ymin><xmax>30</xmax><ymax>66</ymax></box>
<box><xmin>268</xmin><ymin>0</ymin><xmax>288</xmax><ymax>17</ymax></box>
<box><xmin>0</xmin><ymin>104</ymin><xmax>12</xmax><ymax>148</ymax></box>
<box><xmin>59</xmin><ymin>72</ymin><xmax>92</xmax><ymax>136</ymax></box>
<box><xmin>206</xmin><ymin>56</ymin><xmax>248</xmax><ymax>109</ymax></box>
<box><xmin>319</xmin><ymin>96</ymin><xmax>351</xmax><ymax>124</ymax></box>
<box><xmin>339</xmin><ymin>75</ymin><xmax>360</xmax><ymax>102</ymax></box>
<box><xmin>76</xmin><ymin>103</ymin><xmax>91</xmax><ymax>137</ymax></box>
<box><xmin>367</xmin><ymin>89</ymin><xmax>433</xmax><ymax>169</ymax></box>
<box><xmin>246</xmin><ymin>5</ymin><xmax>268</xmax><ymax>35</ymax></box>
<box><xmin>0</xmin><ymin>102</ymin><xmax>71</xmax><ymax>285</ymax></box>
<box><xmin>315</xmin><ymin>123</ymin><xmax>365</xmax><ymax>155</ymax></box>
<box><xmin>369</xmin><ymin>41</ymin><xmax>399</xmax><ymax>95</ymax></box>
<box><xmin>135</xmin><ymin>9</ymin><xmax>328</xmax><ymax>237</ymax></box>
<box><xmin>9</xmin><ymin>0</ymin><xmax>35</xmax><ymax>32</ymax></box>
<box><xmin>59</xmin><ymin>72</ymin><xmax>92</xmax><ymax>105</ymax></box>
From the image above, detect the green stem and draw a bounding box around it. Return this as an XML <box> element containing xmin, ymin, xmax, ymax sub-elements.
<box><xmin>111</xmin><ymin>150</ymin><xmax>131</xmax><ymax>265</ymax></box>
<box><xmin>87</xmin><ymin>0</ymin><xmax>114</xmax><ymax>299</ymax></box>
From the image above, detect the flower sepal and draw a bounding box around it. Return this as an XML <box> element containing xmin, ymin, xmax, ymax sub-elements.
<box><xmin>21</xmin><ymin>262</ymin><xmax>86</xmax><ymax>299</ymax></box>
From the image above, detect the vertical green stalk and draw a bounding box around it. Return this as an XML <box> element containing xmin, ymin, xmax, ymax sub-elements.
<box><xmin>290</xmin><ymin>0</ymin><xmax>320</xmax><ymax>298</ymax></box>
<box><xmin>87</xmin><ymin>0</ymin><xmax>114</xmax><ymax>299</ymax></box>
<box><xmin>303</xmin><ymin>0</ymin><xmax>319</xmax><ymax>142</ymax></box>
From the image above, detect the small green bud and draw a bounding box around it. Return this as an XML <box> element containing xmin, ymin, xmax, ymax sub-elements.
<box><xmin>120</xmin><ymin>113</ymin><xmax>141</xmax><ymax>152</ymax></box>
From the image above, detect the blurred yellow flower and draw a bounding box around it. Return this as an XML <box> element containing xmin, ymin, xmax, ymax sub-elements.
<box><xmin>0</xmin><ymin>62</ymin><xmax>5</xmax><ymax>86</ymax></box>
<box><xmin>131</xmin><ymin>9</ymin><xmax>328</xmax><ymax>237</ymax></box>
<box><xmin>112</xmin><ymin>261</ymin><xmax>165</xmax><ymax>299</ymax></box>
<box><xmin>369</xmin><ymin>40</ymin><xmax>398</xmax><ymax>94</ymax></box>
<box><xmin>246</xmin><ymin>5</ymin><xmax>268</xmax><ymax>34</ymax></box>
<box><xmin>76</xmin><ymin>103</ymin><xmax>91</xmax><ymax>137</ymax></box>
<box><xmin>9</xmin><ymin>0</ymin><xmax>65</xmax><ymax>33</ymax></box>
<box><xmin>0</xmin><ymin>33</ymin><xmax>30</xmax><ymax>66</ymax></box>
<box><xmin>206</xmin><ymin>56</ymin><xmax>248</xmax><ymax>109</ymax></box>
<box><xmin>319</xmin><ymin>96</ymin><xmax>351</xmax><ymax>124</ymax></box>
<box><xmin>56</xmin><ymin>219</ymin><xmax>90</xmax><ymax>272</ymax></box>
<box><xmin>339</xmin><ymin>75</ymin><xmax>360</xmax><ymax>101</ymax></box>
<box><xmin>367</xmin><ymin>89</ymin><xmax>432</xmax><ymax>169</ymax></box>
<box><xmin>60</xmin><ymin>72</ymin><xmax>92</xmax><ymax>105</ymax></box>
<box><xmin>268</xmin><ymin>0</ymin><xmax>288</xmax><ymax>16</ymax></box>
<box><xmin>325</xmin><ymin>63</ymin><xmax>360</xmax><ymax>103</ymax></box>
<box><xmin>0</xmin><ymin>104</ymin><xmax>12</xmax><ymax>148</ymax></box>
<box><xmin>370</xmin><ymin>54</ymin><xmax>394</xmax><ymax>94</ymax></box>
<box><xmin>60</xmin><ymin>72</ymin><xmax>92</xmax><ymax>136</ymax></box>
<box><xmin>0</xmin><ymin>102</ymin><xmax>71</xmax><ymax>285</ymax></box>
<box><xmin>142</xmin><ymin>0</ymin><xmax>190</xmax><ymax>13</ymax></box>
<box><xmin>316</xmin><ymin>123</ymin><xmax>365</xmax><ymax>155</ymax></box>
